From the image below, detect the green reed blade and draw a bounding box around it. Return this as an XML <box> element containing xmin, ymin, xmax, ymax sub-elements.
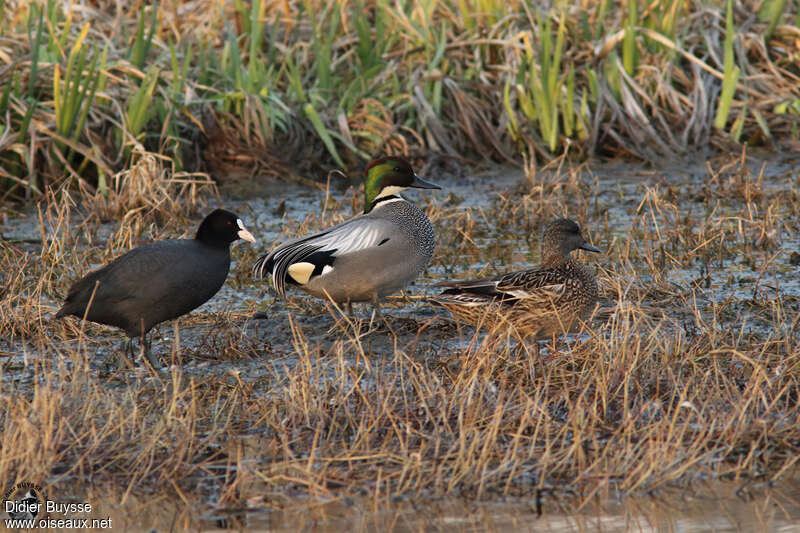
<box><xmin>751</xmin><ymin>108</ymin><xmax>772</xmax><ymax>140</ymax></box>
<box><xmin>127</xmin><ymin>66</ymin><xmax>160</xmax><ymax>137</ymax></box>
<box><xmin>73</xmin><ymin>44</ymin><xmax>107</xmax><ymax>143</ymax></box>
<box><xmin>714</xmin><ymin>0</ymin><xmax>739</xmax><ymax>131</ymax></box>
<box><xmin>730</xmin><ymin>104</ymin><xmax>746</xmax><ymax>143</ymax></box>
<box><xmin>303</xmin><ymin>102</ymin><xmax>344</xmax><ymax>167</ymax></box>
<box><xmin>622</xmin><ymin>0</ymin><xmax>638</xmax><ymax>75</ymax></box>
<box><xmin>131</xmin><ymin>1</ymin><xmax>158</xmax><ymax>69</ymax></box>
<box><xmin>758</xmin><ymin>0</ymin><xmax>786</xmax><ymax>40</ymax></box>
<box><xmin>27</xmin><ymin>5</ymin><xmax>45</xmax><ymax>99</ymax></box>
<box><xmin>504</xmin><ymin>78</ymin><xmax>520</xmax><ymax>141</ymax></box>
<box><xmin>563</xmin><ymin>64</ymin><xmax>575</xmax><ymax>137</ymax></box>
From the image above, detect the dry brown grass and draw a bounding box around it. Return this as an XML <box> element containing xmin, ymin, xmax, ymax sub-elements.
<box><xmin>1</xmin><ymin>150</ymin><xmax>799</xmax><ymax>525</ymax></box>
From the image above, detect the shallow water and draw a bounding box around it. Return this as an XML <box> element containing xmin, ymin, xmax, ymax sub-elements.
<box><xmin>2</xmin><ymin>156</ymin><xmax>799</xmax><ymax>530</ymax></box>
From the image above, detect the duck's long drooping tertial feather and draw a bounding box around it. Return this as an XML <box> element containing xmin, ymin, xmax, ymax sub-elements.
<box><xmin>253</xmin><ymin>215</ymin><xmax>397</xmax><ymax>297</ymax></box>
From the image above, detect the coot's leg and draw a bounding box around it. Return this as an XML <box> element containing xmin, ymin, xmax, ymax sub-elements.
<box><xmin>140</xmin><ymin>330</ymin><xmax>161</xmax><ymax>369</ymax></box>
<box><xmin>117</xmin><ymin>339</ymin><xmax>136</xmax><ymax>370</ymax></box>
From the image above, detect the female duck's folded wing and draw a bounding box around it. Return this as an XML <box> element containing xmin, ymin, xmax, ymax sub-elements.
<box><xmin>252</xmin><ymin>217</ymin><xmax>395</xmax><ymax>297</ymax></box>
<box><xmin>436</xmin><ymin>269</ymin><xmax>566</xmax><ymax>306</ymax></box>
<box><xmin>494</xmin><ymin>269</ymin><xmax>567</xmax><ymax>304</ymax></box>
<box><xmin>435</xmin><ymin>277</ymin><xmax>504</xmax><ymax>297</ymax></box>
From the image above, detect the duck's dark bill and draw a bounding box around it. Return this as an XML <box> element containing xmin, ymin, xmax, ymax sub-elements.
<box><xmin>580</xmin><ymin>243</ymin><xmax>601</xmax><ymax>253</ymax></box>
<box><xmin>410</xmin><ymin>175</ymin><xmax>442</xmax><ymax>190</ymax></box>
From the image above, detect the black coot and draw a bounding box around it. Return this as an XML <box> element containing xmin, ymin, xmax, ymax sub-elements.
<box><xmin>56</xmin><ymin>209</ymin><xmax>256</xmax><ymax>366</ymax></box>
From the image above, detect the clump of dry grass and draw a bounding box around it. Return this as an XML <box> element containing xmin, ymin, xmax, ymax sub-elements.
<box><xmin>90</xmin><ymin>147</ymin><xmax>218</xmax><ymax>222</ymax></box>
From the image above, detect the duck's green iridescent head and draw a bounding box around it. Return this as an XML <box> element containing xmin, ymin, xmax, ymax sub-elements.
<box><xmin>363</xmin><ymin>156</ymin><xmax>441</xmax><ymax>213</ymax></box>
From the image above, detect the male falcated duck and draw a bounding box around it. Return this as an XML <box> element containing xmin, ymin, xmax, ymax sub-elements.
<box><xmin>433</xmin><ymin>219</ymin><xmax>600</xmax><ymax>340</ymax></box>
<box><xmin>252</xmin><ymin>156</ymin><xmax>440</xmax><ymax>311</ymax></box>
<box><xmin>56</xmin><ymin>209</ymin><xmax>255</xmax><ymax>367</ymax></box>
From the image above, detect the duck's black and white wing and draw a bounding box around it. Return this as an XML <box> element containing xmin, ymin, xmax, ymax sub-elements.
<box><xmin>252</xmin><ymin>217</ymin><xmax>395</xmax><ymax>297</ymax></box>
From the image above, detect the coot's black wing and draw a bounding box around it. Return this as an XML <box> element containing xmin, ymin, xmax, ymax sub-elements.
<box><xmin>58</xmin><ymin>240</ymin><xmax>224</xmax><ymax>318</ymax></box>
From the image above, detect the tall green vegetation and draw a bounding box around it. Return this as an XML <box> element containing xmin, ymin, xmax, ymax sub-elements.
<box><xmin>0</xmin><ymin>0</ymin><xmax>797</xmax><ymax>199</ymax></box>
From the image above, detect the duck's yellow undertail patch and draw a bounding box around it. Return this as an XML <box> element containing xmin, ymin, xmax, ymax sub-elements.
<box><xmin>287</xmin><ymin>262</ymin><xmax>315</xmax><ymax>285</ymax></box>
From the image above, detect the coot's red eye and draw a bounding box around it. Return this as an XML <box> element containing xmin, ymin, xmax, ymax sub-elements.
<box><xmin>227</xmin><ymin>221</ymin><xmax>233</xmax><ymax>226</ymax></box>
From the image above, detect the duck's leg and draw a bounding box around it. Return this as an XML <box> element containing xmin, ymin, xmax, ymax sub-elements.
<box><xmin>540</xmin><ymin>336</ymin><xmax>561</xmax><ymax>362</ymax></box>
<box><xmin>371</xmin><ymin>298</ymin><xmax>384</xmax><ymax>322</ymax></box>
<box><xmin>346</xmin><ymin>301</ymin><xmax>371</xmax><ymax>333</ymax></box>
<box><xmin>507</xmin><ymin>326</ymin><xmax>534</xmax><ymax>359</ymax></box>
<box><xmin>371</xmin><ymin>296</ymin><xmax>398</xmax><ymax>336</ymax></box>
<box><xmin>511</xmin><ymin>337</ymin><xmax>537</xmax><ymax>360</ymax></box>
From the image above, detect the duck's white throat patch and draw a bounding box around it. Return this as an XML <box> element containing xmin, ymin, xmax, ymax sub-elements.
<box><xmin>375</xmin><ymin>185</ymin><xmax>407</xmax><ymax>199</ymax></box>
